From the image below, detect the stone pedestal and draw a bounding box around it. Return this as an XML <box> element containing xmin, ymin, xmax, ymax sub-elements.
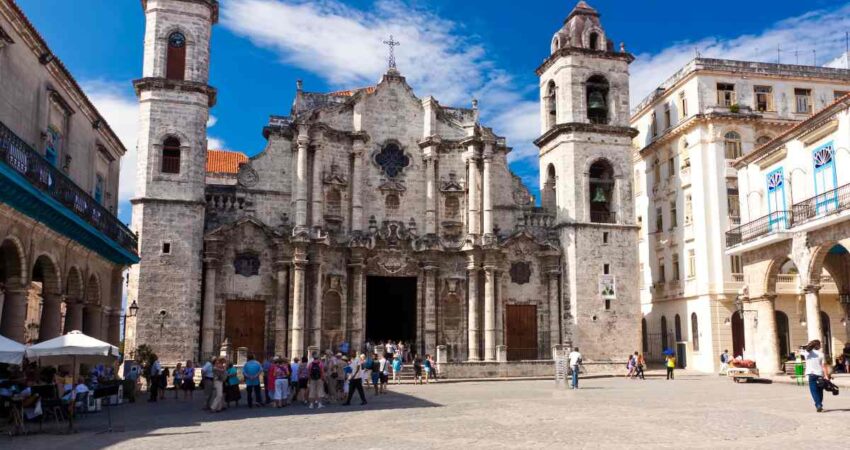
<box><xmin>237</xmin><ymin>347</ymin><xmax>248</xmax><ymax>365</ymax></box>
<box><xmin>551</xmin><ymin>344</ymin><xmax>564</xmax><ymax>360</ymax></box>
<box><xmin>496</xmin><ymin>345</ymin><xmax>507</xmax><ymax>362</ymax></box>
<box><xmin>436</xmin><ymin>345</ymin><xmax>447</xmax><ymax>364</ymax></box>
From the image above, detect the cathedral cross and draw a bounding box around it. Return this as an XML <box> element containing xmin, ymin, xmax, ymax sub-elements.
<box><xmin>383</xmin><ymin>35</ymin><xmax>400</xmax><ymax>70</ymax></box>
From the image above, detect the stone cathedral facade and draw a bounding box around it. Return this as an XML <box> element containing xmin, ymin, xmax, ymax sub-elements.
<box><xmin>126</xmin><ymin>0</ymin><xmax>640</xmax><ymax>366</ymax></box>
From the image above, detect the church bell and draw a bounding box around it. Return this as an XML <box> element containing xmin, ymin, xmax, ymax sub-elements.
<box><xmin>588</xmin><ymin>90</ymin><xmax>606</xmax><ymax>112</ymax></box>
<box><xmin>592</xmin><ymin>186</ymin><xmax>607</xmax><ymax>203</ymax></box>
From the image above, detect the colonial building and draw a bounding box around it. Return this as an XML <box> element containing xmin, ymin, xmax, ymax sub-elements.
<box><xmin>127</xmin><ymin>0</ymin><xmax>639</xmax><ymax>366</ymax></box>
<box><xmin>631</xmin><ymin>58</ymin><xmax>850</xmax><ymax>372</ymax></box>
<box><xmin>727</xmin><ymin>94</ymin><xmax>850</xmax><ymax>373</ymax></box>
<box><xmin>0</xmin><ymin>0</ymin><xmax>138</xmax><ymax>345</ymax></box>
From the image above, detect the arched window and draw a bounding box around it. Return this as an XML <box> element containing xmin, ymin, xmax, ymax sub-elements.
<box><xmin>546</xmin><ymin>81</ymin><xmax>557</xmax><ymax>129</ymax></box>
<box><xmin>674</xmin><ymin>314</ymin><xmax>682</xmax><ymax>342</ymax></box>
<box><xmin>543</xmin><ymin>164</ymin><xmax>556</xmax><ymax>212</ymax></box>
<box><xmin>724</xmin><ymin>131</ymin><xmax>742</xmax><ymax>159</ymax></box>
<box><xmin>589</xmin><ymin>159</ymin><xmax>615</xmax><ymax>223</ymax></box>
<box><xmin>444</xmin><ymin>196</ymin><xmax>459</xmax><ymax>219</ymax></box>
<box><xmin>586</xmin><ymin>75</ymin><xmax>609</xmax><ymax>124</ymax></box>
<box><xmin>161</xmin><ymin>137</ymin><xmax>181</xmax><ymax>174</ymax></box>
<box><xmin>691</xmin><ymin>313</ymin><xmax>699</xmax><ymax>352</ymax></box>
<box><xmin>166</xmin><ymin>31</ymin><xmax>186</xmax><ymax>81</ymax></box>
<box><xmin>325</xmin><ymin>188</ymin><xmax>342</xmax><ymax>218</ymax></box>
<box><xmin>589</xmin><ymin>32</ymin><xmax>599</xmax><ymax>50</ymax></box>
<box><xmin>661</xmin><ymin>316</ymin><xmax>668</xmax><ymax>352</ymax></box>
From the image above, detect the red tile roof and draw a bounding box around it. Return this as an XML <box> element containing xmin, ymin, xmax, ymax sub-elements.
<box><xmin>328</xmin><ymin>86</ymin><xmax>376</xmax><ymax>97</ymax></box>
<box><xmin>206</xmin><ymin>149</ymin><xmax>247</xmax><ymax>174</ymax></box>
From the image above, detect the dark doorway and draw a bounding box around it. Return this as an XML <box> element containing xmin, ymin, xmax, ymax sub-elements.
<box><xmin>731</xmin><ymin>311</ymin><xmax>745</xmax><ymax>358</ymax></box>
<box><xmin>776</xmin><ymin>311</ymin><xmax>790</xmax><ymax>361</ymax></box>
<box><xmin>506</xmin><ymin>304</ymin><xmax>538</xmax><ymax>360</ymax></box>
<box><xmin>820</xmin><ymin>311</ymin><xmax>832</xmax><ymax>357</ymax></box>
<box><xmin>366</xmin><ymin>277</ymin><xmax>417</xmax><ymax>344</ymax></box>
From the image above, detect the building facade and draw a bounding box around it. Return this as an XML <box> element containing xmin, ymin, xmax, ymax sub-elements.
<box><xmin>0</xmin><ymin>0</ymin><xmax>138</xmax><ymax>345</ymax></box>
<box><xmin>127</xmin><ymin>0</ymin><xmax>640</xmax><ymax>366</ymax></box>
<box><xmin>728</xmin><ymin>95</ymin><xmax>850</xmax><ymax>373</ymax></box>
<box><xmin>632</xmin><ymin>58</ymin><xmax>850</xmax><ymax>372</ymax></box>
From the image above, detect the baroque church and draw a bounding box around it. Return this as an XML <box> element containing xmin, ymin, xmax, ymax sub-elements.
<box><xmin>126</xmin><ymin>0</ymin><xmax>640</xmax><ymax>367</ymax></box>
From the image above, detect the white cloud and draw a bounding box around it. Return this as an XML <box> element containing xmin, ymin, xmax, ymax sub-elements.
<box><xmin>207</xmin><ymin>136</ymin><xmax>225</xmax><ymax>149</ymax></box>
<box><xmin>207</xmin><ymin>115</ymin><xmax>218</xmax><ymax>128</ymax></box>
<box><xmin>630</xmin><ymin>3</ymin><xmax>850</xmax><ymax>109</ymax></box>
<box><xmin>82</xmin><ymin>81</ymin><xmax>139</xmax><ymax>212</ymax></box>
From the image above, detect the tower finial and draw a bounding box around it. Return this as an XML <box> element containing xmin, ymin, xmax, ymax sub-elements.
<box><xmin>383</xmin><ymin>35</ymin><xmax>400</xmax><ymax>71</ymax></box>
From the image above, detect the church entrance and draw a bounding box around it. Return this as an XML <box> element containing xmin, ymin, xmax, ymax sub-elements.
<box><xmin>366</xmin><ymin>276</ymin><xmax>417</xmax><ymax>345</ymax></box>
<box><xmin>225</xmin><ymin>300</ymin><xmax>266</xmax><ymax>357</ymax></box>
<box><xmin>505</xmin><ymin>304</ymin><xmax>537</xmax><ymax>360</ymax></box>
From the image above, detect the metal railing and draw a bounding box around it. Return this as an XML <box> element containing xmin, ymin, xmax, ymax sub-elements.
<box><xmin>791</xmin><ymin>182</ymin><xmax>850</xmax><ymax>226</ymax></box>
<box><xmin>725</xmin><ymin>210</ymin><xmax>791</xmax><ymax>247</ymax></box>
<box><xmin>590</xmin><ymin>210</ymin><xmax>616</xmax><ymax>224</ymax></box>
<box><xmin>0</xmin><ymin>120</ymin><xmax>137</xmax><ymax>254</ymax></box>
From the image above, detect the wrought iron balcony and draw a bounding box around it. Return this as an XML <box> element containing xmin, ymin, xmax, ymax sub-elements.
<box><xmin>590</xmin><ymin>210</ymin><xmax>616</xmax><ymax>224</ymax></box>
<box><xmin>791</xmin><ymin>182</ymin><xmax>850</xmax><ymax>226</ymax></box>
<box><xmin>0</xmin><ymin>120</ymin><xmax>138</xmax><ymax>258</ymax></box>
<box><xmin>726</xmin><ymin>210</ymin><xmax>791</xmax><ymax>248</ymax></box>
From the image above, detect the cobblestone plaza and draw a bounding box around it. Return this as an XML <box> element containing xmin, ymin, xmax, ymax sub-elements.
<box><xmin>12</xmin><ymin>374</ymin><xmax>850</xmax><ymax>449</ymax></box>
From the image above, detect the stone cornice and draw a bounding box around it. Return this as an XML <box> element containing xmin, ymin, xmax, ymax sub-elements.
<box><xmin>140</xmin><ymin>0</ymin><xmax>219</xmax><ymax>24</ymax></box>
<box><xmin>534</xmin><ymin>122</ymin><xmax>638</xmax><ymax>148</ymax></box>
<box><xmin>536</xmin><ymin>47</ymin><xmax>634</xmax><ymax>76</ymax></box>
<box><xmin>133</xmin><ymin>77</ymin><xmax>218</xmax><ymax>107</ymax></box>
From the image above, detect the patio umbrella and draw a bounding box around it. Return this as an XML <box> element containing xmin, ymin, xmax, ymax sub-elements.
<box><xmin>26</xmin><ymin>330</ymin><xmax>118</xmax><ymax>378</ymax></box>
<box><xmin>0</xmin><ymin>334</ymin><xmax>25</xmax><ymax>365</ymax></box>
<box><xmin>663</xmin><ymin>348</ymin><xmax>675</xmax><ymax>356</ymax></box>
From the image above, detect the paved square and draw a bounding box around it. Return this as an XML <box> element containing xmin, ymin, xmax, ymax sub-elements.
<box><xmin>10</xmin><ymin>373</ymin><xmax>850</xmax><ymax>449</ymax></box>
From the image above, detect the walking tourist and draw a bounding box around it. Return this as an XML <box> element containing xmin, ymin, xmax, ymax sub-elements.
<box><xmin>173</xmin><ymin>362</ymin><xmax>183</xmax><ymax>399</ymax></box>
<box><xmin>665</xmin><ymin>353</ymin><xmax>676</xmax><ymax>380</ymax></box>
<box><xmin>182</xmin><ymin>360</ymin><xmax>195</xmax><ymax>400</ymax></box>
<box><xmin>369</xmin><ymin>355</ymin><xmax>381</xmax><ymax>394</ymax></box>
<box><xmin>635</xmin><ymin>353</ymin><xmax>646</xmax><ymax>380</ymax></box>
<box><xmin>423</xmin><ymin>354</ymin><xmax>433</xmax><ymax>384</ymax></box>
<box><xmin>210</xmin><ymin>357</ymin><xmax>226</xmax><ymax>413</ymax></box>
<box><xmin>413</xmin><ymin>356</ymin><xmax>423</xmax><ymax>384</ymax></box>
<box><xmin>343</xmin><ymin>354</ymin><xmax>367</xmax><ymax>406</ymax></box>
<box><xmin>802</xmin><ymin>339</ymin><xmax>831</xmax><ymax>412</ymax></box>
<box><xmin>202</xmin><ymin>356</ymin><xmax>215</xmax><ymax>410</ymax></box>
<box><xmin>296</xmin><ymin>356</ymin><xmax>310</xmax><ymax>404</ymax></box>
<box><xmin>148</xmin><ymin>355</ymin><xmax>162</xmax><ymax>402</ymax></box>
<box><xmin>378</xmin><ymin>353</ymin><xmax>389</xmax><ymax>393</ymax></box>
<box><xmin>225</xmin><ymin>362</ymin><xmax>241</xmax><ymax>407</ymax></box>
<box><xmin>568</xmin><ymin>347</ymin><xmax>582</xmax><ymax>389</ymax></box>
<box><xmin>242</xmin><ymin>353</ymin><xmax>264</xmax><ymax>408</ymax></box>
<box><xmin>272</xmin><ymin>357</ymin><xmax>290</xmax><ymax>408</ymax></box>
<box><xmin>392</xmin><ymin>354</ymin><xmax>403</xmax><ymax>384</ymax></box>
<box><xmin>719</xmin><ymin>349</ymin><xmax>731</xmax><ymax>375</ymax></box>
<box><xmin>625</xmin><ymin>353</ymin><xmax>635</xmax><ymax>378</ymax></box>
<box><xmin>307</xmin><ymin>353</ymin><xmax>325</xmax><ymax>409</ymax></box>
<box><xmin>289</xmin><ymin>357</ymin><xmax>300</xmax><ymax>404</ymax></box>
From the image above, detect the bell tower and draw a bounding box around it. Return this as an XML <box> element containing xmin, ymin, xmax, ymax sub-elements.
<box><xmin>126</xmin><ymin>0</ymin><xmax>218</xmax><ymax>363</ymax></box>
<box><xmin>535</xmin><ymin>1</ymin><xmax>640</xmax><ymax>360</ymax></box>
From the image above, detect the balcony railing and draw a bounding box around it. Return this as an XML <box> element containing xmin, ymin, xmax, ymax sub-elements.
<box><xmin>726</xmin><ymin>210</ymin><xmax>791</xmax><ymax>247</ymax></box>
<box><xmin>590</xmin><ymin>211</ymin><xmax>616</xmax><ymax>224</ymax></box>
<box><xmin>792</xmin><ymin>182</ymin><xmax>850</xmax><ymax>226</ymax></box>
<box><xmin>0</xmin><ymin>120</ymin><xmax>137</xmax><ymax>254</ymax></box>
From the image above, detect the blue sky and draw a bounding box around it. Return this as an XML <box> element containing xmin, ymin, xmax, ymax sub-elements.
<box><xmin>16</xmin><ymin>0</ymin><xmax>850</xmax><ymax>224</ymax></box>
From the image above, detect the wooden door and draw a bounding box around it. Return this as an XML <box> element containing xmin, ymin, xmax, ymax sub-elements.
<box><xmin>225</xmin><ymin>300</ymin><xmax>266</xmax><ymax>357</ymax></box>
<box><xmin>505</xmin><ymin>304</ymin><xmax>537</xmax><ymax>361</ymax></box>
<box><xmin>731</xmin><ymin>311</ymin><xmax>745</xmax><ymax>359</ymax></box>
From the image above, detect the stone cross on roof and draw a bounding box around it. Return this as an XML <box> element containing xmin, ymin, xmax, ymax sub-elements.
<box><xmin>383</xmin><ymin>34</ymin><xmax>400</xmax><ymax>70</ymax></box>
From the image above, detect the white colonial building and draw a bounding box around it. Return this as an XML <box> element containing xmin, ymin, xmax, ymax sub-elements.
<box><xmin>631</xmin><ymin>58</ymin><xmax>850</xmax><ymax>372</ymax></box>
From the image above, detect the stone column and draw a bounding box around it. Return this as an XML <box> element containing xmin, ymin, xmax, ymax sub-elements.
<box><xmin>294</xmin><ymin>128</ymin><xmax>310</xmax><ymax>231</ymax></box>
<box><xmin>311</xmin><ymin>145</ymin><xmax>324</xmax><ymax>229</ymax></box>
<box><xmin>423</xmin><ymin>264</ymin><xmax>438</xmax><ymax>355</ymax></box>
<box><xmin>201</xmin><ymin>256</ymin><xmax>219</xmax><ymax>359</ymax></box>
<box><xmin>351</xmin><ymin>139</ymin><xmax>365</xmax><ymax>232</ymax></box>
<box><xmin>804</xmin><ymin>285</ymin><xmax>823</xmax><ymax>342</ymax></box>
<box><xmin>467</xmin><ymin>156</ymin><xmax>480</xmax><ymax>236</ymax></box>
<box><xmin>482</xmin><ymin>150</ymin><xmax>493</xmax><ymax>236</ymax></box>
<box><xmin>483</xmin><ymin>265</ymin><xmax>496</xmax><ymax>361</ymax></box>
<box><xmin>467</xmin><ymin>260</ymin><xmax>480</xmax><ymax>361</ymax></box>
<box><xmin>39</xmin><ymin>293</ymin><xmax>64</xmax><ymax>340</ymax></box>
<box><xmin>290</xmin><ymin>249</ymin><xmax>307</xmax><ymax>360</ymax></box>
<box><xmin>754</xmin><ymin>295</ymin><xmax>782</xmax><ymax>374</ymax></box>
<box><xmin>107</xmin><ymin>309</ymin><xmax>121</xmax><ymax>346</ymax></box>
<box><xmin>64</xmin><ymin>300</ymin><xmax>84</xmax><ymax>333</ymax></box>
<box><xmin>84</xmin><ymin>304</ymin><xmax>103</xmax><ymax>339</ymax></box>
<box><xmin>547</xmin><ymin>269</ymin><xmax>561</xmax><ymax>348</ymax></box>
<box><xmin>349</xmin><ymin>261</ymin><xmax>365</xmax><ymax>352</ymax></box>
<box><xmin>424</xmin><ymin>156</ymin><xmax>437</xmax><ymax>235</ymax></box>
<box><xmin>311</xmin><ymin>259</ymin><xmax>323</xmax><ymax>351</ymax></box>
<box><xmin>274</xmin><ymin>262</ymin><xmax>289</xmax><ymax>357</ymax></box>
<box><xmin>0</xmin><ymin>288</ymin><xmax>27</xmax><ymax>342</ymax></box>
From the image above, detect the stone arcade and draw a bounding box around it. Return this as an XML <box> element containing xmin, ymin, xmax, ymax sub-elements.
<box><xmin>126</xmin><ymin>0</ymin><xmax>640</xmax><ymax>371</ymax></box>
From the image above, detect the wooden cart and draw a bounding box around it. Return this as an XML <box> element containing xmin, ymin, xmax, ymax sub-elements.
<box><xmin>727</xmin><ymin>367</ymin><xmax>760</xmax><ymax>382</ymax></box>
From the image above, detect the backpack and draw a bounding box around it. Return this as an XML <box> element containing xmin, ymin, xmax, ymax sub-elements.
<box><xmin>371</xmin><ymin>360</ymin><xmax>380</xmax><ymax>372</ymax></box>
<box><xmin>309</xmin><ymin>362</ymin><xmax>322</xmax><ymax>380</ymax></box>
<box><xmin>720</xmin><ymin>353</ymin><xmax>727</xmax><ymax>363</ymax></box>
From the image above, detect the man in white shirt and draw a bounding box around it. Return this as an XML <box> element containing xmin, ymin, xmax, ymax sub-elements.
<box><xmin>343</xmin><ymin>354</ymin><xmax>368</xmax><ymax>406</ymax></box>
<box><xmin>802</xmin><ymin>340</ymin><xmax>831</xmax><ymax>412</ymax></box>
<box><xmin>568</xmin><ymin>348</ymin><xmax>582</xmax><ymax>390</ymax></box>
<box><xmin>148</xmin><ymin>358</ymin><xmax>162</xmax><ymax>402</ymax></box>
<box><xmin>201</xmin><ymin>357</ymin><xmax>215</xmax><ymax>410</ymax></box>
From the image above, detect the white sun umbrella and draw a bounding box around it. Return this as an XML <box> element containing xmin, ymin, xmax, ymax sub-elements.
<box><xmin>26</xmin><ymin>330</ymin><xmax>119</xmax><ymax>378</ymax></box>
<box><xmin>0</xmin><ymin>334</ymin><xmax>25</xmax><ymax>365</ymax></box>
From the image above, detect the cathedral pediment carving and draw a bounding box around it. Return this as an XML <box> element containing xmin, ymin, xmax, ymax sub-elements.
<box><xmin>322</xmin><ymin>162</ymin><xmax>348</xmax><ymax>186</ymax></box>
<box><xmin>440</xmin><ymin>172</ymin><xmax>464</xmax><ymax>192</ymax></box>
<box><xmin>378</xmin><ymin>179</ymin><xmax>407</xmax><ymax>194</ymax></box>
<box><xmin>236</xmin><ymin>163</ymin><xmax>259</xmax><ymax>188</ymax></box>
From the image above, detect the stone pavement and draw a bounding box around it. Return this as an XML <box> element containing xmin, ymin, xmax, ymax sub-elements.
<box><xmin>6</xmin><ymin>371</ymin><xmax>850</xmax><ymax>449</ymax></box>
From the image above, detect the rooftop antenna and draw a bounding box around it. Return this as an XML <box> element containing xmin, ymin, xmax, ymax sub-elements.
<box><xmin>795</xmin><ymin>49</ymin><xmax>799</xmax><ymax>65</ymax></box>
<box><xmin>813</xmin><ymin>49</ymin><xmax>817</xmax><ymax>66</ymax></box>
<box><xmin>777</xmin><ymin>44</ymin><xmax>781</xmax><ymax>64</ymax></box>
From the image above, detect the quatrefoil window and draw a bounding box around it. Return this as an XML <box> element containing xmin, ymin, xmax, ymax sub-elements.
<box><xmin>376</xmin><ymin>143</ymin><xmax>409</xmax><ymax>178</ymax></box>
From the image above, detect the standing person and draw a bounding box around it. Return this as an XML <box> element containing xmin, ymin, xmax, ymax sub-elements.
<box><xmin>423</xmin><ymin>354</ymin><xmax>432</xmax><ymax>384</ymax></box>
<box><xmin>126</xmin><ymin>363</ymin><xmax>140</xmax><ymax>403</ymax></box>
<box><xmin>148</xmin><ymin>355</ymin><xmax>162</xmax><ymax>402</ymax></box>
<box><xmin>341</xmin><ymin>356</ymin><xmax>352</xmax><ymax>399</ymax></box>
<box><xmin>413</xmin><ymin>356</ymin><xmax>422</xmax><ymax>384</ymax></box>
<box><xmin>378</xmin><ymin>353</ymin><xmax>389</xmax><ymax>394</ymax></box>
<box><xmin>625</xmin><ymin>354</ymin><xmax>635</xmax><ymax>378</ymax></box>
<box><xmin>343</xmin><ymin>354</ymin><xmax>367</xmax><ymax>406</ymax></box>
<box><xmin>665</xmin><ymin>353</ymin><xmax>676</xmax><ymax>380</ymax></box>
<box><xmin>296</xmin><ymin>357</ymin><xmax>310</xmax><ymax>405</ymax></box>
<box><xmin>428</xmin><ymin>354</ymin><xmax>438</xmax><ymax>381</ymax></box>
<box><xmin>289</xmin><ymin>357</ymin><xmax>300</xmax><ymax>404</ymax></box>
<box><xmin>159</xmin><ymin>366</ymin><xmax>169</xmax><ymax>400</ymax></box>
<box><xmin>242</xmin><ymin>353</ymin><xmax>264</xmax><ymax>408</ymax></box>
<box><xmin>202</xmin><ymin>356</ymin><xmax>215</xmax><ymax>410</ymax></box>
<box><xmin>392</xmin><ymin>354</ymin><xmax>403</xmax><ymax>384</ymax></box>
<box><xmin>182</xmin><ymin>360</ymin><xmax>195</xmax><ymax>400</ymax></box>
<box><xmin>173</xmin><ymin>363</ymin><xmax>183</xmax><ymax>399</ymax></box>
<box><xmin>364</xmin><ymin>353</ymin><xmax>375</xmax><ymax>389</ymax></box>
<box><xmin>398</xmin><ymin>341</ymin><xmax>406</xmax><ymax>362</ymax></box>
<box><xmin>370</xmin><ymin>355</ymin><xmax>381</xmax><ymax>394</ymax></box>
<box><xmin>568</xmin><ymin>347</ymin><xmax>582</xmax><ymax>390</ymax></box>
<box><xmin>272</xmin><ymin>357</ymin><xmax>290</xmax><ymax>408</ymax></box>
<box><xmin>225</xmin><ymin>362</ymin><xmax>241</xmax><ymax>408</ymax></box>
<box><xmin>210</xmin><ymin>358</ymin><xmax>226</xmax><ymax>412</ymax></box>
<box><xmin>307</xmin><ymin>353</ymin><xmax>325</xmax><ymax>409</ymax></box>
<box><xmin>802</xmin><ymin>339</ymin><xmax>831</xmax><ymax>412</ymax></box>
<box><xmin>262</xmin><ymin>357</ymin><xmax>272</xmax><ymax>404</ymax></box>
<box><xmin>635</xmin><ymin>353</ymin><xmax>646</xmax><ymax>380</ymax></box>
<box><xmin>719</xmin><ymin>349</ymin><xmax>731</xmax><ymax>375</ymax></box>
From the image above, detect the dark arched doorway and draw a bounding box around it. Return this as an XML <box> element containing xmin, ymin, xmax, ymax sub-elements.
<box><xmin>731</xmin><ymin>311</ymin><xmax>745</xmax><ymax>358</ymax></box>
<box><xmin>820</xmin><ymin>311</ymin><xmax>832</xmax><ymax>357</ymax></box>
<box><xmin>775</xmin><ymin>311</ymin><xmax>790</xmax><ymax>361</ymax></box>
<box><xmin>660</xmin><ymin>316</ymin><xmax>668</xmax><ymax>352</ymax></box>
